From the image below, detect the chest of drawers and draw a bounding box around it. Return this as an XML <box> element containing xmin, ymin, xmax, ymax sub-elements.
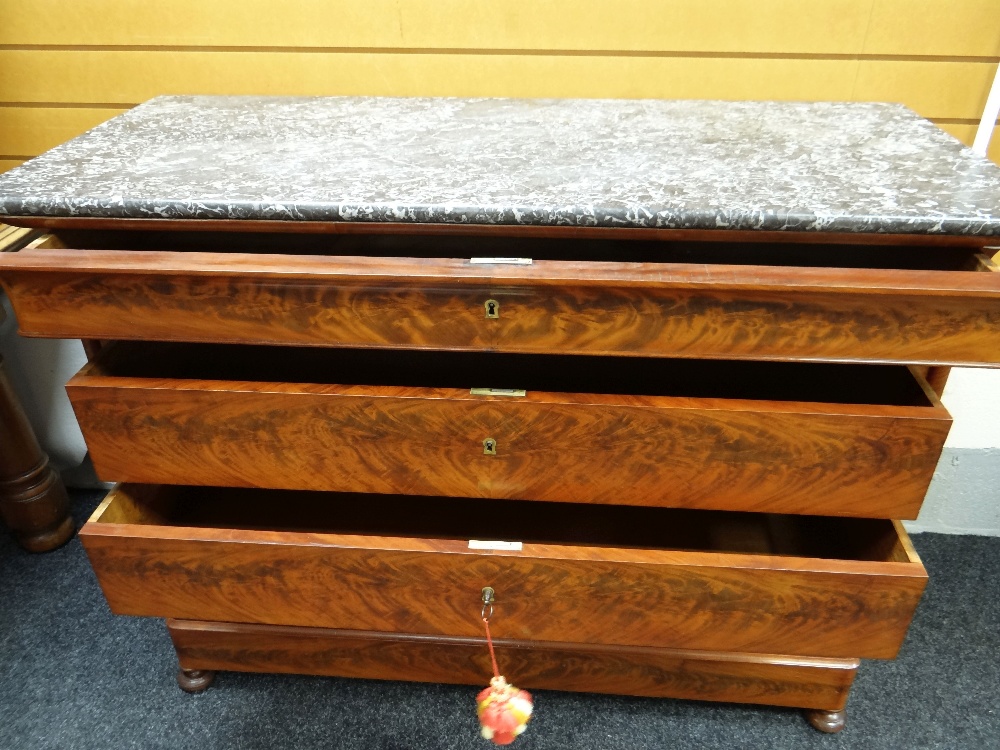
<box><xmin>1</xmin><ymin>96</ymin><xmax>999</xmax><ymax>734</ymax></box>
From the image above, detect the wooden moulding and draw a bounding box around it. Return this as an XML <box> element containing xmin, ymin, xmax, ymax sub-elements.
<box><xmin>1</xmin><ymin>250</ymin><xmax>999</xmax><ymax>364</ymax></box>
<box><xmin>80</xmin><ymin>484</ymin><xmax>928</xmax><ymax>661</ymax></box>
<box><xmin>0</xmin><ymin>218</ymin><xmax>995</xmax><ymax>248</ymax></box>
<box><xmin>167</xmin><ymin>619</ymin><xmax>859</xmax><ymax>711</ymax></box>
<box><xmin>0</xmin><ymin>229</ymin><xmax>998</xmax><ymax>365</ymax></box>
<box><xmin>67</xmin><ymin>343</ymin><xmax>952</xmax><ymax>519</ymax></box>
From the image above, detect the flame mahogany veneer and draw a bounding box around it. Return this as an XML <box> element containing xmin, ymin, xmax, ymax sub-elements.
<box><xmin>67</xmin><ymin>343</ymin><xmax>951</xmax><ymax>519</ymax></box>
<box><xmin>3</xmin><ymin>96</ymin><xmax>1000</xmax><ymax>733</ymax></box>
<box><xmin>82</xmin><ymin>484</ymin><xmax>926</xmax><ymax>661</ymax></box>
<box><xmin>3</xmin><ymin>219</ymin><xmax>998</xmax><ymax>731</ymax></box>
<box><xmin>1</xmin><ymin>232</ymin><xmax>999</xmax><ymax>365</ymax></box>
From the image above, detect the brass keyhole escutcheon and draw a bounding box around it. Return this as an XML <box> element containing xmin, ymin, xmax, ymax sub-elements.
<box><xmin>484</xmin><ymin>299</ymin><xmax>500</xmax><ymax>319</ymax></box>
<box><xmin>483</xmin><ymin>438</ymin><xmax>497</xmax><ymax>455</ymax></box>
<box><xmin>481</xmin><ymin>586</ymin><xmax>495</xmax><ymax>620</ymax></box>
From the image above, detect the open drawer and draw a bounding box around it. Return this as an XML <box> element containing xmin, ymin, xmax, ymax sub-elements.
<box><xmin>80</xmin><ymin>484</ymin><xmax>928</xmax><ymax>660</ymax></box>
<box><xmin>67</xmin><ymin>342</ymin><xmax>951</xmax><ymax>519</ymax></box>
<box><xmin>1</xmin><ymin>229</ymin><xmax>999</xmax><ymax>365</ymax></box>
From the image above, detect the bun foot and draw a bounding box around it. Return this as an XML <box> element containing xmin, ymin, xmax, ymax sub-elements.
<box><xmin>177</xmin><ymin>668</ymin><xmax>215</xmax><ymax>693</ymax></box>
<box><xmin>805</xmin><ymin>708</ymin><xmax>847</xmax><ymax>733</ymax></box>
<box><xmin>15</xmin><ymin>513</ymin><xmax>74</xmax><ymax>553</ymax></box>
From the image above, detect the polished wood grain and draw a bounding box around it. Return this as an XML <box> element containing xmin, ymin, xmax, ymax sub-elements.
<box><xmin>3</xmin><ymin>245</ymin><xmax>999</xmax><ymax>364</ymax></box>
<box><xmin>919</xmin><ymin>365</ymin><xmax>951</xmax><ymax>398</ymax></box>
<box><xmin>80</xmin><ymin>484</ymin><xmax>927</xmax><ymax>660</ymax></box>
<box><xmin>67</xmin><ymin>345</ymin><xmax>951</xmax><ymax>518</ymax></box>
<box><xmin>167</xmin><ymin>619</ymin><xmax>858</xmax><ymax>711</ymax></box>
<box><xmin>488</xmin><ymin>392</ymin><xmax>947</xmax><ymax>519</ymax></box>
<box><xmin>69</xmin><ymin>380</ymin><xmax>495</xmax><ymax>499</ymax></box>
<box><xmin>0</xmin><ymin>356</ymin><xmax>73</xmax><ymax>552</ymax></box>
<box><xmin>0</xmin><ymin>259</ymin><xmax>492</xmax><ymax>350</ymax></box>
<box><xmin>495</xmin><ymin>281</ymin><xmax>1000</xmax><ymax>365</ymax></box>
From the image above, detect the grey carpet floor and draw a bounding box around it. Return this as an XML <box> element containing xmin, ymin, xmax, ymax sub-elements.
<box><xmin>2</xmin><ymin>490</ymin><xmax>998</xmax><ymax>750</ymax></box>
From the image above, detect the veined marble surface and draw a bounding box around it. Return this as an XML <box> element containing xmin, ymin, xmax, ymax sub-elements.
<box><xmin>2</xmin><ymin>96</ymin><xmax>1000</xmax><ymax>235</ymax></box>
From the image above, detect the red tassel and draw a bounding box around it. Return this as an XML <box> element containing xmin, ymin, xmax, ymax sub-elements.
<box><xmin>477</xmin><ymin>615</ymin><xmax>533</xmax><ymax>744</ymax></box>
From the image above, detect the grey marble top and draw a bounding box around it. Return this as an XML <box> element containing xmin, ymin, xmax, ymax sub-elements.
<box><xmin>2</xmin><ymin>96</ymin><xmax>1000</xmax><ymax>235</ymax></box>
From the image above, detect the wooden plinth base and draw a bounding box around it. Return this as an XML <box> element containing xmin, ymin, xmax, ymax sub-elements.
<box><xmin>168</xmin><ymin>619</ymin><xmax>857</xmax><ymax>717</ymax></box>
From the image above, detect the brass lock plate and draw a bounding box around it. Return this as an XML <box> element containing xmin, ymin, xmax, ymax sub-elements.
<box><xmin>483</xmin><ymin>438</ymin><xmax>497</xmax><ymax>455</ymax></box>
<box><xmin>484</xmin><ymin>299</ymin><xmax>500</xmax><ymax>319</ymax></box>
<box><xmin>470</xmin><ymin>388</ymin><xmax>526</xmax><ymax>398</ymax></box>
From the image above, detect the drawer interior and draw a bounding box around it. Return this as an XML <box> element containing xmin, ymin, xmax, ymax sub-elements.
<box><xmin>88</xmin><ymin>341</ymin><xmax>935</xmax><ymax>407</ymax></box>
<box><xmin>44</xmin><ymin>228</ymin><xmax>993</xmax><ymax>271</ymax></box>
<box><xmin>95</xmin><ymin>484</ymin><xmax>915</xmax><ymax>564</ymax></box>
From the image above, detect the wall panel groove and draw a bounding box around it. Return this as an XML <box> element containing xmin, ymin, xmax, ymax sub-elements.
<box><xmin>0</xmin><ymin>1</ymin><xmax>997</xmax><ymax>170</ymax></box>
<box><xmin>0</xmin><ymin>1</ymin><xmax>876</xmax><ymax>54</ymax></box>
<box><xmin>0</xmin><ymin>45</ymin><xmax>997</xmax><ymax>64</ymax></box>
<box><xmin>0</xmin><ymin>51</ymin><xmax>994</xmax><ymax>120</ymax></box>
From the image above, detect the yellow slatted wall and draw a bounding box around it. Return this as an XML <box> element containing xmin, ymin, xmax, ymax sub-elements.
<box><xmin>0</xmin><ymin>0</ymin><xmax>998</xmax><ymax>171</ymax></box>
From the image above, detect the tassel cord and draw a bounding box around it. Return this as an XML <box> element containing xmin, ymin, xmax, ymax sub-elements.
<box><xmin>482</xmin><ymin>617</ymin><xmax>500</xmax><ymax>679</ymax></box>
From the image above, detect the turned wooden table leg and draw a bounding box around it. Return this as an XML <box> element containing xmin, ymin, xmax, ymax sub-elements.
<box><xmin>805</xmin><ymin>708</ymin><xmax>847</xmax><ymax>733</ymax></box>
<box><xmin>0</xmin><ymin>356</ymin><xmax>73</xmax><ymax>552</ymax></box>
<box><xmin>177</xmin><ymin>668</ymin><xmax>216</xmax><ymax>693</ymax></box>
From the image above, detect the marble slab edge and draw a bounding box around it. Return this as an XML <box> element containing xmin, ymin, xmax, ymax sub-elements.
<box><xmin>2</xmin><ymin>201</ymin><xmax>999</xmax><ymax>237</ymax></box>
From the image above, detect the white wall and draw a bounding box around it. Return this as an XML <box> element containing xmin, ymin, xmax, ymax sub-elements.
<box><xmin>905</xmin><ymin>368</ymin><xmax>1000</xmax><ymax>536</ymax></box>
<box><xmin>0</xmin><ymin>296</ymin><xmax>88</xmax><ymax>470</ymax></box>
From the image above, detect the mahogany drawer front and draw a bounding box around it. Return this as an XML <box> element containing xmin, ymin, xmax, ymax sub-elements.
<box><xmin>67</xmin><ymin>344</ymin><xmax>951</xmax><ymax>519</ymax></box>
<box><xmin>1</xmin><ymin>267</ymin><xmax>492</xmax><ymax>351</ymax></box>
<box><xmin>81</xmin><ymin>485</ymin><xmax>927</xmax><ymax>660</ymax></box>
<box><xmin>168</xmin><ymin>620</ymin><xmax>860</xmax><ymax>711</ymax></box>
<box><xmin>1</xmin><ymin>240</ymin><xmax>999</xmax><ymax>365</ymax></box>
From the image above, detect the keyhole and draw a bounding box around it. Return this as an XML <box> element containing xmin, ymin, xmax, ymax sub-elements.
<box><xmin>484</xmin><ymin>299</ymin><xmax>500</xmax><ymax>319</ymax></box>
<box><xmin>483</xmin><ymin>438</ymin><xmax>497</xmax><ymax>455</ymax></box>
